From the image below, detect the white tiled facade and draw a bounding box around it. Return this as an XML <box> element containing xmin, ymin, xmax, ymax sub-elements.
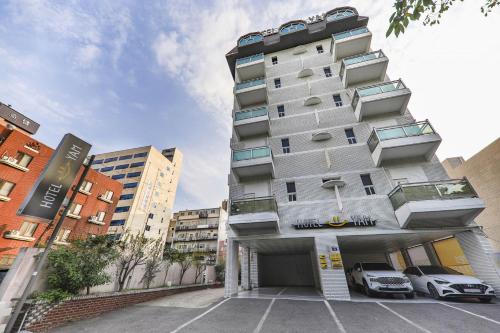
<box><xmin>224</xmin><ymin>7</ymin><xmax>500</xmax><ymax>299</ymax></box>
<box><xmin>92</xmin><ymin>146</ymin><xmax>182</xmax><ymax>244</ymax></box>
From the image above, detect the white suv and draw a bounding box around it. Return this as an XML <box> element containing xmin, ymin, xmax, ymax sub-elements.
<box><xmin>350</xmin><ymin>262</ymin><xmax>414</xmax><ymax>298</ymax></box>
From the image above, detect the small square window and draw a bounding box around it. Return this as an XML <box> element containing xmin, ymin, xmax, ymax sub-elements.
<box><xmin>281</xmin><ymin>138</ymin><xmax>290</xmax><ymax>154</ymax></box>
<box><xmin>145</xmin><ymin>225</ymin><xmax>151</xmax><ymax>232</ymax></box>
<box><xmin>344</xmin><ymin>128</ymin><xmax>357</xmax><ymax>144</ymax></box>
<box><xmin>286</xmin><ymin>182</ymin><xmax>297</xmax><ymax>202</ymax></box>
<box><xmin>277</xmin><ymin>105</ymin><xmax>285</xmax><ymax>117</ymax></box>
<box><xmin>316</xmin><ymin>45</ymin><xmax>324</xmax><ymax>54</ymax></box>
<box><xmin>333</xmin><ymin>94</ymin><xmax>343</xmax><ymax>107</ymax></box>
<box><xmin>360</xmin><ymin>174</ymin><xmax>376</xmax><ymax>195</ymax></box>
<box><xmin>272</xmin><ymin>56</ymin><xmax>278</xmax><ymax>65</ymax></box>
<box><xmin>323</xmin><ymin>67</ymin><xmax>332</xmax><ymax>78</ymax></box>
<box><xmin>274</xmin><ymin>78</ymin><xmax>281</xmax><ymax>88</ymax></box>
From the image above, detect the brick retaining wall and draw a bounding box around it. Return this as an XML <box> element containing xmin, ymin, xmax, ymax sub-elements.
<box><xmin>23</xmin><ymin>284</ymin><xmax>212</xmax><ymax>332</ymax></box>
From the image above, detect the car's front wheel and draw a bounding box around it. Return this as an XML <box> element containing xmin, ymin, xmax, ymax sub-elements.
<box><xmin>479</xmin><ymin>297</ymin><xmax>492</xmax><ymax>303</ymax></box>
<box><xmin>427</xmin><ymin>283</ymin><xmax>441</xmax><ymax>300</ymax></box>
<box><xmin>363</xmin><ymin>280</ymin><xmax>374</xmax><ymax>297</ymax></box>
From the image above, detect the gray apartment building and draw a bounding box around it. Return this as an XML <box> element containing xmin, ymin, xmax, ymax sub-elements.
<box><xmin>223</xmin><ymin>7</ymin><xmax>500</xmax><ymax>300</ymax></box>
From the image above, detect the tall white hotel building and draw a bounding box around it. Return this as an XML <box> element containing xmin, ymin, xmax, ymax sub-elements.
<box><xmin>224</xmin><ymin>7</ymin><xmax>500</xmax><ymax>300</ymax></box>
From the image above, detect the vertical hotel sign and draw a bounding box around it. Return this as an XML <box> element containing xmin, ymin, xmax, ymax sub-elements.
<box><xmin>18</xmin><ymin>134</ymin><xmax>91</xmax><ymax>220</ymax></box>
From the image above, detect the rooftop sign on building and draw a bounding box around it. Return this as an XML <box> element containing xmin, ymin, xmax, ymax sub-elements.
<box><xmin>0</xmin><ymin>102</ymin><xmax>40</xmax><ymax>134</ymax></box>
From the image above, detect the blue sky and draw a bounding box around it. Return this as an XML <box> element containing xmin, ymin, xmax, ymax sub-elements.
<box><xmin>1</xmin><ymin>0</ymin><xmax>499</xmax><ymax>211</ymax></box>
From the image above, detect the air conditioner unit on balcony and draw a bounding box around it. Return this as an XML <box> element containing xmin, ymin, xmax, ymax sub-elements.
<box><xmin>7</xmin><ymin>230</ymin><xmax>20</xmax><ymax>236</ymax></box>
<box><xmin>8</xmin><ymin>157</ymin><xmax>18</xmax><ymax>164</ymax></box>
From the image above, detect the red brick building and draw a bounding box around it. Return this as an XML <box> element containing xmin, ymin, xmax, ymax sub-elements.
<box><xmin>0</xmin><ymin>106</ymin><xmax>122</xmax><ymax>270</ymax></box>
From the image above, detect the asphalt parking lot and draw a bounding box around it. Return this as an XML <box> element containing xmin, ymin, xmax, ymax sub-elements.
<box><xmin>50</xmin><ymin>287</ymin><xmax>500</xmax><ymax>333</ymax></box>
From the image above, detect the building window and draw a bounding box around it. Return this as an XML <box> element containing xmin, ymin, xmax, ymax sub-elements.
<box><xmin>323</xmin><ymin>67</ymin><xmax>332</xmax><ymax>78</ymax></box>
<box><xmin>272</xmin><ymin>56</ymin><xmax>278</xmax><ymax>65</ymax></box>
<box><xmin>280</xmin><ymin>22</ymin><xmax>306</xmax><ymax>35</ymax></box>
<box><xmin>100</xmin><ymin>166</ymin><xmax>114</xmax><ymax>172</ymax></box>
<box><xmin>127</xmin><ymin>172</ymin><xmax>141</xmax><ymax>178</ymax></box>
<box><xmin>238</xmin><ymin>33</ymin><xmax>263</xmax><ymax>47</ymax></box>
<box><xmin>56</xmin><ymin>229</ymin><xmax>71</xmax><ymax>242</ymax></box>
<box><xmin>112</xmin><ymin>174</ymin><xmax>125</xmax><ymax>180</ymax></box>
<box><xmin>104</xmin><ymin>157</ymin><xmax>118</xmax><ymax>163</ymax></box>
<box><xmin>286</xmin><ymin>182</ymin><xmax>297</xmax><ymax>202</ymax></box>
<box><xmin>274</xmin><ymin>78</ymin><xmax>281</xmax><ymax>88</ymax></box>
<box><xmin>123</xmin><ymin>182</ymin><xmax>138</xmax><ymax>189</ymax></box>
<box><xmin>80</xmin><ymin>180</ymin><xmax>93</xmax><ymax>193</ymax></box>
<box><xmin>133</xmin><ymin>152</ymin><xmax>148</xmax><ymax>158</ymax></box>
<box><xmin>69</xmin><ymin>203</ymin><xmax>83</xmax><ymax>216</ymax></box>
<box><xmin>119</xmin><ymin>155</ymin><xmax>132</xmax><ymax>160</ymax></box>
<box><xmin>92</xmin><ymin>159</ymin><xmax>103</xmax><ymax>165</ymax></box>
<box><xmin>19</xmin><ymin>221</ymin><xmax>38</xmax><ymax>237</ymax></box>
<box><xmin>281</xmin><ymin>138</ymin><xmax>291</xmax><ymax>154</ymax></box>
<box><xmin>0</xmin><ymin>179</ymin><xmax>15</xmax><ymax>197</ymax></box>
<box><xmin>345</xmin><ymin>128</ymin><xmax>357</xmax><ymax>144</ymax></box>
<box><xmin>360</xmin><ymin>174</ymin><xmax>376</xmax><ymax>195</ymax></box>
<box><xmin>316</xmin><ymin>45</ymin><xmax>324</xmax><ymax>54</ymax></box>
<box><xmin>130</xmin><ymin>162</ymin><xmax>145</xmax><ymax>168</ymax></box>
<box><xmin>119</xmin><ymin>194</ymin><xmax>134</xmax><ymax>200</ymax></box>
<box><xmin>115</xmin><ymin>206</ymin><xmax>130</xmax><ymax>213</ymax></box>
<box><xmin>145</xmin><ymin>225</ymin><xmax>151</xmax><ymax>232</ymax></box>
<box><xmin>333</xmin><ymin>94</ymin><xmax>343</xmax><ymax>107</ymax></box>
<box><xmin>277</xmin><ymin>105</ymin><xmax>285</xmax><ymax>117</ymax></box>
<box><xmin>96</xmin><ymin>211</ymin><xmax>106</xmax><ymax>222</ymax></box>
<box><xmin>15</xmin><ymin>152</ymin><xmax>33</xmax><ymax>168</ymax></box>
<box><xmin>110</xmin><ymin>219</ymin><xmax>126</xmax><ymax>226</ymax></box>
<box><xmin>115</xmin><ymin>164</ymin><xmax>129</xmax><ymax>170</ymax></box>
<box><xmin>102</xmin><ymin>190</ymin><xmax>114</xmax><ymax>201</ymax></box>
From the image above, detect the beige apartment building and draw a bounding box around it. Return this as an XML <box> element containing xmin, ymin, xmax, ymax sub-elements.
<box><xmin>168</xmin><ymin>205</ymin><xmax>228</xmax><ymax>265</ymax></box>
<box><xmin>443</xmin><ymin>138</ymin><xmax>500</xmax><ymax>264</ymax></box>
<box><xmin>92</xmin><ymin>146</ymin><xmax>183</xmax><ymax>243</ymax></box>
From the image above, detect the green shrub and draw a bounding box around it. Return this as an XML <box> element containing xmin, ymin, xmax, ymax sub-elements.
<box><xmin>34</xmin><ymin>289</ymin><xmax>73</xmax><ymax>304</ymax></box>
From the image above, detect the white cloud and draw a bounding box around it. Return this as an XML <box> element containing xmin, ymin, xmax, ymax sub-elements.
<box><xmin>75</xmin><ymin>44</ymin><xmax>101</xmax><ymax>68</ymax></box>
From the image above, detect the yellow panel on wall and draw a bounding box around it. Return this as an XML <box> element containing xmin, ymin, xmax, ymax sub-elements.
<box><xmin>433</xmin><ymin>237</ymin><xmax>475</xmax><ymax>276</ymax></box>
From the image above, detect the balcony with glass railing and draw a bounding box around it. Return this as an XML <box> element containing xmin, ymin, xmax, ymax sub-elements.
<box><xmin>231</xmin><ymin>146</ymin><xmax>274</xmax><ymax>180</ymax></box>
<box><xmin>340</xmin><ymin>50</ymin><xmax>388</xmax><ymax>87</ymax></box>
<box><xmin>234</xmin><ymin>106</ymin><xmax>270</xmax><ymax>138</ymax></box>
<box><xmin>388</xmin><ymin>179</ymin><xmax>485</xmax><ymax>229</ymax></box>
<box><xmin>367</xmin><ymin>120</ymin><xmax>442</xmax><ymax>166</ymax></box>
<box><xmin>351</xmin><ymin>79</ymin><xmax>411</xmax><ymax>121</ymax></box>
<box><xmin>331</xmin><ymin>27</ymin><xmax>372</xmax><ymax>61</ymax></box>
<box><xmin>236</xmin><ymin>53</ymin><xmax>265</xmax><ymax>81</ymax></box>
<box><xmin>235</xmin><ymin>78</ymin><xmax>267</xmax><ymax>108</ymax></box>
<box><xmin>228</xmin><ymin>196</ymin><xmax>280</xmax><ymax>234</ymax></box>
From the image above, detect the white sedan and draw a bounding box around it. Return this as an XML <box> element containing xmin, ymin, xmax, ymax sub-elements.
<box><xmin>403</xmin><ymin>265</ymin><xmax>496</xmax><ymax>303</ymax></box>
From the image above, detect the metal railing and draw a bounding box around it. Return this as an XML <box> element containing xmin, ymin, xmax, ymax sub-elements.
<box><xmin>367</xmin><ymin>120</ymin><xmax>437</xmax><ymax>152</ymax></box>
<box><xmin>340</xmin><ymin>50</ymin><xmax>386</xmax><ymax>79</ymax></box>
<box><xmin>176</xmin><ymin>247</ymin><xmax>217</xmax><ymax>254</ymax></box>
<box><xmin>232</xmin><ymin>146</ymin><xmax>271</xmax><ymax>162</ymax></box>
<box><xmin>234</xmin><ymin>106</ymin><xmax>268</xmax><ymax>121</ymax></box>
<box><xmin>235</xmin><ymin>78</ymin><xmax>266</xmax><ymax>91</ymax></box>
<box><xmin>175</xmin><ymin>224</ymin><xmax>219</xmax><ymax>231</ymax></box>
<box><xmin>236</xmin><ymin>53</ymin><xmax>264</xmax><ymax>66</ymax></box>
<box><xmin>333</xmin><ymin>27</ymin><xmax>369</xmax><ymax>41</ymax></box>
<box><xmin>388</xmin><ymin>178</ymin><xmax>479</xmax><ymax>210</ymax></box>
<box><xmin>230</xmin><ymin>196</ymin><xmax>278</xmax><ymax>216</ymax></box>
<box><xmin>352</xmin><ymin>79</ymin><xmax>407</xmax><ymax>109</ymax></box>
<box><xmin>174</xmin><ymin>236</ymin><xmax>218</xmax><ymax>242</ymax></box>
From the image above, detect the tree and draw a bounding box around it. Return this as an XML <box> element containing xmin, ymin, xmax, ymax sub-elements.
<box><xmin>387</xmin><ymin>0</ymin><xmax>499</xmax><ymax>37</ymax></box>
<box><xmin>162</xmin><ymin>246</ymin><xmax>180</xmax><ymax>285</ymax></box>
<box><xmin>45</xmin><ymin>235</ymin><xmax>117</xmax><ymax>295</ymax></box>
<box><xmin>192</xmin><ymin>254</ymin><xmax>207</xmax><ymax>284</ymax></box>
<box><xmin>174</xmin><ymin>252</ymin><xmax>192</xmax><ymax>285</ymax></box>
<box><xmin>140</xmin><ymin>238</ymin><xmax>164</xmax><ymax>289</ymax></box>
<box><xmin>214</xmin><ymin>260</ymin><xmax>225</xmax><ymax>284</ymax></box>
<box><xmin>115</xmin><ymin>232</ymin><xmax>151</xmax><ymax>291</ymax></box>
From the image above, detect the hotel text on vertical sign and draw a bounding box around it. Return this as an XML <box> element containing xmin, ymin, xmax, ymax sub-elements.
<box><xmin>18</xmin><ymin>134</ymin><xmax>91</xmax><ymax>220</ymax></box>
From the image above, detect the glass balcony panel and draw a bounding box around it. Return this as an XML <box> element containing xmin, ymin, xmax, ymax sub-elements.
<box><xmin>230</xmin><ymin>197</ymin><xmax>277</xmax><ymax>215</ymax></box>
<box><xmin>333</xmin><ymin>27</ymin><xmax>369</xmax><ymax>40</ymax></box>
<box><xmin>236</xmin><ymin>78</ymin><xmax>266</xmax><ymax>91</ymax></box>
<box><xmin>377</xmin><ymin>127</ymin><xmax>406</xmax><ymax>141</ymax></box>
<box><xmin>234</xmin><ymin>107</ymin><xmax>268</xmax><ymax>121</ymax></box>
<box><xmin>436</xmin><ymin>182</ymin><xmax>475</xmax><ymax>199</ymax></box>
<box><xmin>236</xmin><ymin>53</ymin><xmax>264</xmax><ymax>66</ymax></box>
<box><xmin>232</xmin><ymin>147</ymin><xmax>271</xmax><ymax>161</ymax></box>
<box><xmin>233</xmin><ymin>150</ymin><xmax>252</xmax><ymax>161</ymax></box>
<box><xmin>343</xmin><ymin>51</ymin><xmax>379</xmax><ymax>66</ymax></box>
<box><xmin>252</xmin><ymin>147</ymin><xmax>271</xmax><ymax>158</ymax></box>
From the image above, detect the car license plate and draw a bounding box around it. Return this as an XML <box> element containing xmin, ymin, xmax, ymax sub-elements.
<box><xmin>463</xmin><ymin>288</ymin><xmax>480</xmax><ymax>293</ymax></box>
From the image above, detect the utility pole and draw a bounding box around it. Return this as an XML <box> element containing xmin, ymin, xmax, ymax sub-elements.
<box><xmin>5</xmin><ymin>155</ymin><xmax>95</xmax><ymax>333</ymax></box>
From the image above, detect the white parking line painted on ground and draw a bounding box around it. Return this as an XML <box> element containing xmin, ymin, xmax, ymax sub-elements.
<box><xmin>169</xmin><ymin>298</ymin><xmax>230</xmax><ymax>333</ymax></box>
<box><xmin>440</xmin><ymin>303</ymin><xmax>500</xmax><ymax>325</ymax></box>
<box><xmin>323</xmin><ymin>301</ymin><xmax>347</xmax><ymax>333</ymax></box>
<box><xmin>376</xmin><ymin>302</ymin><xmax>433</xmax><ymax>333</ymax></box>
<box><xmin>277</xmin><ymin>287</ymin><xmax>287</xmax><ymax>296</ymax></box>
<box><xmin>253</xmin><ymin>298</ymin><xmax>276</xmax><ymax>333</ymax></box>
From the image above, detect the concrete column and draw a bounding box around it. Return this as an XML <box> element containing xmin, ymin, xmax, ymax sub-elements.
<box><xmin>240</xmin><ymin>247</ymin><xmax>250</xmax><ymax>290</ymax></box>
<box><xmin>250</xmin><ymin>249</ymin><xmax>259</xmax><ymax>288</ymax></box>
<box><xmin>224</xmin><ymin>238</ymin><xmax>239</xmax><ymax>298</ymax></box>
<box><xmin>455</xmin><ymin>230</ymin><xmax>500</xmax><ymax>293</ymax></box>
<box><xmin>314</xmin><ymin>236</ymin><xmax>350</xmax><ymax>300</ymax></box>
<box><xmin>422</xmin><ymin>242</ymin><xmax>441</xmax><ymax>266</ymax></box>
<box><xmin>400</xmin><ymin>248</ymin><xmax>413</xmax><ymax>267</ymax></box>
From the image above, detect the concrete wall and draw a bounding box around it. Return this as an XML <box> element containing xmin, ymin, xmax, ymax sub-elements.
<box><xmin>258</xmin><ymin>254</ymin><xmax>314</xmax><ymax>286</ymax></box>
